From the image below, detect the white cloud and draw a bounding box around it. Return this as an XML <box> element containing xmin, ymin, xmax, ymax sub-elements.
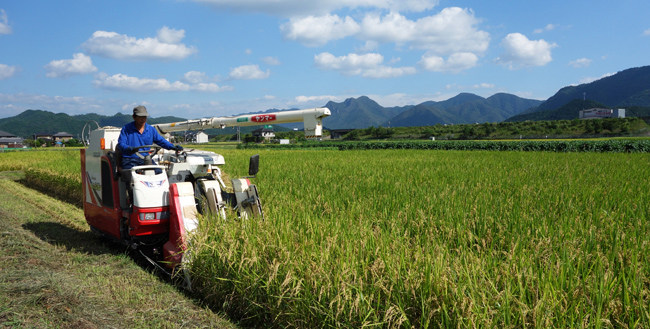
<box><xmin>191</xmin><ymin>82</ymin><xmax>232</xmax><ymax>92</ymax></box>
<box><xmin>293</xmin><ymin>95</ymin><xmax>339</xmax><ymax>103</ymax></box>
<box><xmin>82</xmin><ymin>27</ymin><xmax>197</xmax><ymax>61</ymax></box>
<box><xmin>281</xmin><ymin>8</ymin><xmax>489</xmax><ymax>57</ymax></box>
<box><xmin>281</xmin><ymin>14</ymin><xmax>360</xmax><ymax>47</ymax></box>
<box><xmin>569</xmin><ymin>58</ymin><xmax>592</xmax><ymax>68</ymax></box>
<box><xmin>0</xmin><ymin>64</ymin><xmax>18</xmax><ymax>79</ymax></box>
<box><xmin>419</xmin><ymin>52</ymin><xmax>478</xmax><ymax>73</ymax></box>
<box><xmin>261</xmin><ymin>56</ymin><xmax>281</xmax><ymax>66</ymax></box>
<box><xmin>0</xmin><ymin>9</ymin><xmax>11</xmax><ymax>35</ymax></box>
<box><xmin>533</xmin><ymin>23</ymin><xmax>557</xmax><ymax>34</ymax></box>
<box><xmin>190</xmin><ymin>0</ymin><xmax>439</xmax><ymax>17</ymax></box>
<box><xmin>314</xmin><ymin>52</ymin><xmax>416</xmax><ymax>78</ymax></box>
<box><xmin>644</xmin><ymin>28</ymin><xmax>650</xmax><ymax>36</ymax></box>
<box><xmin>496</xmin><ymin>33</ymin><xmax>556</xmax><ymax>69</ymax></box>
<box><xmin>156</xmin><ymin>26</ymin><xmax>186</xmax><ymax>44</ymax></box>
<box><xmin>360</xmin><ymin>8</ymin><xmax>489</xmax><ymax>54</ymax></box>
<box><xmin>93</xmin><ymin>73</ymin><xmax>232</xmax><ymax>92</ymax></box>
<box><xmin>182</xmin><ymin>71</ymin><xmax>208</xmax><ymax>84</ymax></box>
<box><xmin>45</xmin><ymin>53</ymin><xmax>98</xmax><ymax>78</ymax></box>
<box><xmin>578</xmin><ymin>72</ymin><xmax>615</xmax><ymax>84</ymax></box>
<box><xmin>228</xmin><ymin>64</ymin><xmax>270</xmax><ymax>79</ymax></box>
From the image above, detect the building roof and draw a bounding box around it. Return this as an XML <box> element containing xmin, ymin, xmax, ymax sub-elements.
<box><xmin>53</xmin><ymin>132</ymin><xmax>73</xmax><ymax>137</ymax></box>
<box><xmin>184</xmin><ymin>131</ymin><xmax>208</xmax><ymax>137</ymax></box>
<box><xmin>0</xmin><ymin>130</ymin><xmax>17</xmax><ymax>138</ymax></box>
<box><xmin>0</xmin><ymin>137</ymin><xmax>24</xmax><ymax>143</ymax></box>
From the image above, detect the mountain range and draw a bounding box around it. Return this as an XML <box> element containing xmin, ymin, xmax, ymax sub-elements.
<box><xmin>278</xmin><ymin>93</ymin><xmax>542</xmax><ymax>130</ymax></box>
<box><xmin>508</xmin><ymin>65</ymin><xmax>650</xmax><ymax>121</ymax></box>
<box><xmin>2</xmin><ymin>65</ymin><xmax>650</xmax><ymax>138</ymax></box>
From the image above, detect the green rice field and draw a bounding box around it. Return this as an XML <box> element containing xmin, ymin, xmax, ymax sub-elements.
<box><xmin>2</xmin><ymin>147</ymin><xmax>649</xmax><ymax>328</ymax></box>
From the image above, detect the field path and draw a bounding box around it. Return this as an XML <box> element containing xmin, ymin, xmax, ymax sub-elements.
<box><xmin>0</xmin><ymin>172</ymin><xmax>238</xmax><ymax>329</ymax></box>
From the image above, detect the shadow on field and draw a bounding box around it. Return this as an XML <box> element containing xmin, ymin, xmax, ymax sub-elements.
<box><xmin>22</xmin><ymin>221</ymin><xmax>187</xmax><ymax>289</ymax></box>
<box><xmin>22</xmin><ymin>221</ymin><xmax>125</xmax><ymax>256</ymax></box>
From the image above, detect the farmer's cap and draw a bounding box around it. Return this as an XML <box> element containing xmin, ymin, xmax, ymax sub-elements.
<box><xmin>133</xmin><ymin>105</ymin><xmax>149</xmax><ymax>117</ymax></box>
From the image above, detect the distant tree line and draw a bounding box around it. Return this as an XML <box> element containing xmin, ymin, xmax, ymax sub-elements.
<box><xmin>340</xmin><ymin>117</ymin><xmax>648</xmax><ymax>141</ymax></box>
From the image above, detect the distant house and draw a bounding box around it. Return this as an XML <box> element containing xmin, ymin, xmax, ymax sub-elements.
<box><xmin>185</xmin><ymin>131</ymin><xmax>209</xmax><ymax>143</ymax></box>
<box><xmin>579</xmin><ymin>108</ymin><xmax>625</xmax><ymax>119</ymax></box>
<box><xmin>53</xmin><ymin>132</ymin><xmax>74</xmax><ymax>142</ymax></box>
<box><xmin>0</xmin><ymin>130</ymin><xmax>24</xmax><ymax>148</ymax></box>
<box><xmin>33</xmin><ymin>132</ymin><xmax>53</xmax><ymax>141</ymax></box>
<box><xmin>252</xmin><ymin>128</ymin><xmax>275</xmax><ymax>141</ymax></box>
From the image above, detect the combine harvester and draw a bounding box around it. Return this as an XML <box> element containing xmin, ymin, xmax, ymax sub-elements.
<box><xmin>80</xmin><ymin>108</ymin><xmax>331</xmax><ymax>281</ymax></box>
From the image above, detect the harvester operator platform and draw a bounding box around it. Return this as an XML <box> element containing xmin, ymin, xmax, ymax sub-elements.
<box><xmin>117</xmin><ymin>105</ymin><xmax>183</xmax><ymax>170</ymax></box>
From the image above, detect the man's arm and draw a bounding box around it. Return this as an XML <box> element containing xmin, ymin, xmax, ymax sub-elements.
<box><xmin>117</xmin><ymin>126</ymin><xmax>132</xmax><ymax>154</ymax></box>
<box><xmin>151</xmin><ymin>126</ymin><xmax>175</xmax><ymax>150</ymax></box>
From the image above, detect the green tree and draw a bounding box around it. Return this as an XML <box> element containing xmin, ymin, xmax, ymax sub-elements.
<box><xmin>343</xmin><ymin>130</ymin><xmax>360</xmax><ymax>140</ymax></box>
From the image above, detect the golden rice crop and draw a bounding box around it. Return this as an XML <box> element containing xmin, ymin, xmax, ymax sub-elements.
<box><xmin>190</xmin><ymin>149</ymin><xmax>650</xmax><ymax>328</ymax></box>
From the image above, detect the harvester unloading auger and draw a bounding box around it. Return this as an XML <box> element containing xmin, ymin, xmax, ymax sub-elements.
<box><xmin>81</xmin><ymin>107</ymin><xmax>331</xmax><ymax>284</ymax></box>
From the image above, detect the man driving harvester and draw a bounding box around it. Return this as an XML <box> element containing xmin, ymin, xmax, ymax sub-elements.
<box><xmin>117</xmin><ymin>105</ymin><xmax>183</xmax><ymax>170</ymax></box>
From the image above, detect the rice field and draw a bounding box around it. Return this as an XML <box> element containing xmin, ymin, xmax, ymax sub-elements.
<box><xmin>2</xmin><ymin>147</ymin><xmax>649</xmax><ymax>328</ymax></box>
<box><xmin>191</xmin><ymin>148</ymin><xmax>650</xmax><ymax>328</ymax></box>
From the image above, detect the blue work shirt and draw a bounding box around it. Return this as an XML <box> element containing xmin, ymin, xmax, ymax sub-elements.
<box><xmin>117</xmin><ymin>121</ymin><xmax>174</xmax><ymax>160</ymax></box>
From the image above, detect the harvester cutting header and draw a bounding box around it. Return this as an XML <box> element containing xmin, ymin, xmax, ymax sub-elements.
<box><xmin>81</xmin><ymin>106</ymin><xmax>331</xmax><ymax>282</ymax></box>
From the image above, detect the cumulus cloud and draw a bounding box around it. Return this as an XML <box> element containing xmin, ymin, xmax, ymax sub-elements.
<box><xmin>533</xmin><ymin>23</ymin><xmax>557</xmax><ymax>34</ymax></box>
<box><xmin>281</xmin><ymin>8</ymin><xmax>489</xmax><ymax>56</ymax></box>
<box><xmin>82</xmin><ymin>27</ymin><xmax>197</xmax><ymax>61</ymax></box>
<box><xmin>419</xmin><ymin>52</ymin><xmax>479</xmax><ymax>73</ymax></box>
<box><xmin>45</xmin><ymin>53</ymin><xmax>98</xmax><ymax>78</ymax></box>
<box><xmin>0</xmin><ymin>64</ymin><xmax>17</xmax><ymax>79</ymax></box>
<box><xmin>228</xmin><ymin>64</ymin><xmax>270</xmax><ymax>79</ymax></box>
<box><xmin>0</xmin><ymin>9</ymin><xmax>11</xmax><ymax>35</ymax></box>
<box><xmin>182</xmin><ymin>71</ymin><xmax>208</xmax><ymax>84</ymax></box>
<box><xmin>496</xmin><ymin>33</ymin><xmax>556</xmax><ymax>69</ymax></box>
<box><xmin>361</xmin><ymin>8</ymin><xmax>488</xmax><ymax>53</ymax></box>
<box><xmin>281</xmin><ymin>14</ymin><xmax>360</xmax><ymax>47</ymax></box>
<box><xmin>569</xmin><ymin>58</ymin><xmax>592</xmax><ymax>68</ymax></box>
<box><xmin>314</xmin><ymin>52</ymin><xmax>416</xmax><ymax>78</ymax></box>
<box><xmin>190</xmin><ymin>0</ymin><xmax>439</xmax><ymax>17</ymax></box>
<box><xmin>93</xmin><ymin>73</ymin><xmax>232</xmax><ymax>92</ymax></box>
<box><xmin>156</xmin><ymin>26</ymin><xmax>186</xmax><ymax>44</ymax></box>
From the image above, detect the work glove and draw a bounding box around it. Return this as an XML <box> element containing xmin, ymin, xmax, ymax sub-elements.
<box><xmin>174</xmin><ymin>144</ymin><xmax>183</xmax><ymax>151</ymax></box>
<box><xmin>126</xmin><ymin>146</ymin><xmax>138</xmax><ymax>154</ymax></box>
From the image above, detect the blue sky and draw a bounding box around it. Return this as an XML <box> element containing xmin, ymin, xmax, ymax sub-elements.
<box><xmin>0</xmin><ymin>0</ymin><xmax>649</xmax><ymax>120</ymax></box>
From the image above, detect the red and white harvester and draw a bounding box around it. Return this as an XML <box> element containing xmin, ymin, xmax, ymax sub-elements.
<box><xmin>80</xmin><ymin>108</ymin><xmax>331</xmax><ymax>279</ymax></box>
